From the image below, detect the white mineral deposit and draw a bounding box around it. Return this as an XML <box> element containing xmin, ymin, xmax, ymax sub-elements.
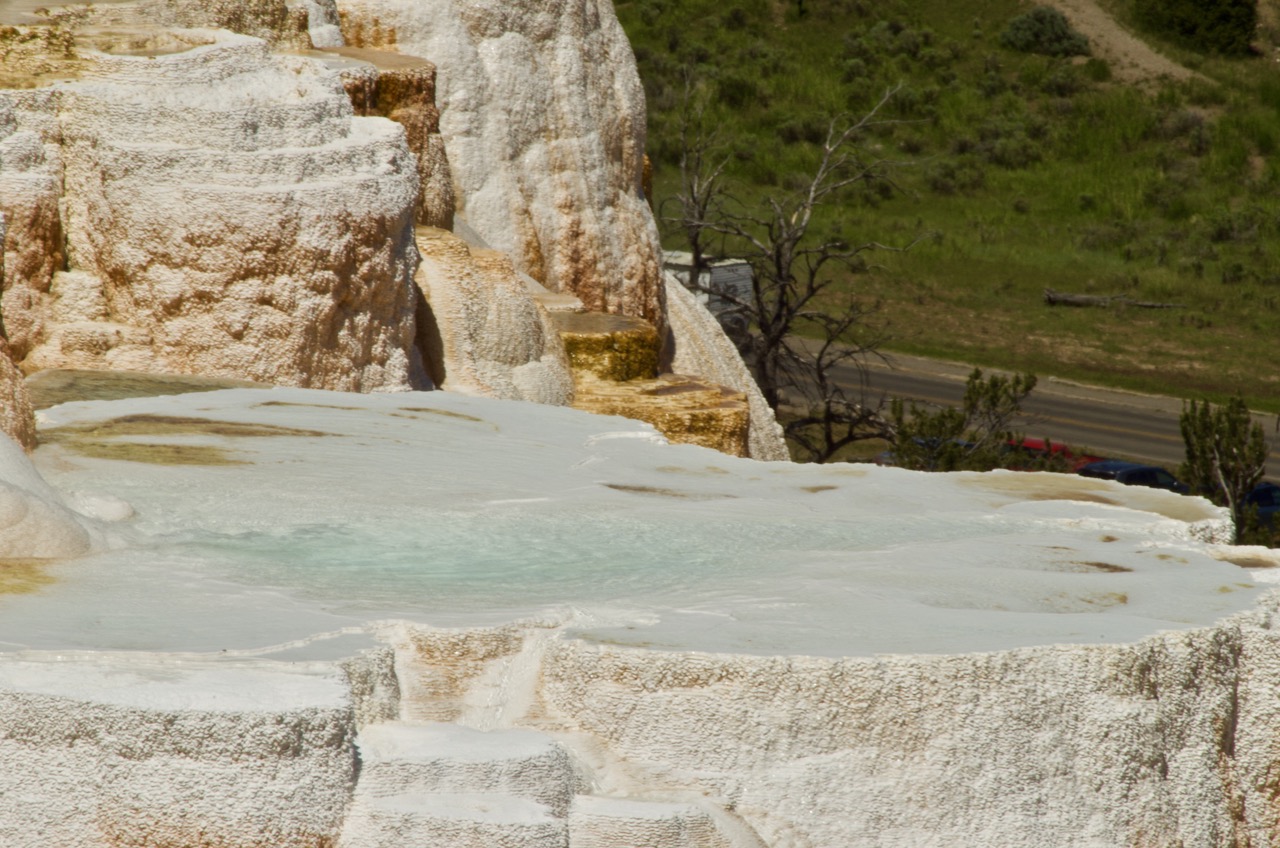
<box><xmin>0</xmin><ymin>386</ymin><xmax>1272</xmax><ymax>846</ymax></box>
<box><xmin>2</xmin><ymin>0</ymin><xmax>1279</xmax><ymax>846</ymax></box>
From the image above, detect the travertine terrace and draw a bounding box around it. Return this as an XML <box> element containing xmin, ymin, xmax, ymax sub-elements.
<box><xmin>2</xmin><ymin>2</ymin><xmax>1278</xmax><ymax>847</ymax></box>
<box><xmin>1</xmin><ymin>386</ymin><xmax>1278</xmax><ymax>847</ymax></box>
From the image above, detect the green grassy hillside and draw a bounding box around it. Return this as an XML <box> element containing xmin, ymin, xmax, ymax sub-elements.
<box><xmin>618</xmin><ymin>0</ymin><xmax>1280</xmax><ymax>410</ymax></box>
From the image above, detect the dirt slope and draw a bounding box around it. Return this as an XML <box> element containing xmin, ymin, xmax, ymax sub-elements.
<box><xmin>1035</xmin><ymin>0</ymin><xmax>1199</xmax><ymax>83</ymax></box>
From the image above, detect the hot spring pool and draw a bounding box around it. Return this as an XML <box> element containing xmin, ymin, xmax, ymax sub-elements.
<box><xmin>2</xmin><ymin>378</ymin><xmax>1266</xmax><ymax>659</ymax></box>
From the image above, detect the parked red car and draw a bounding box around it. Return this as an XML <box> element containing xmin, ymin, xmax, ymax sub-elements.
<box><xmin>1005</xmin><ymin>437</ymin><xmax>1104</xmax><ymax>471</ymax></box>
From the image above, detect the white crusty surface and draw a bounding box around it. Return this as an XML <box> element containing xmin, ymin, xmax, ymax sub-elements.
<box><xmin>569</xmin><ymin>796</ymin><xmax>738</xmax><ymax>848</ymax></box>
<box><xmin>1</xmin><ymin>386</ymin><xmax>1278</xmax><ymax>846</ymax></box>
<box><xmin>353</xmin><ymin>722</ymin><xmax>579</xmax><ymax>816</ymax></box>
<box><xmin>21</xmin><ymin>386</ymin><xmax>1247</xmax><ymax>656</ymax></box>
<box><xmin>336</xmin><ymin>0</ymin><xmax>664</xmax><ymax>327</ymax></box>
<box><xmin>0</xmin><ymin>432</ymin><xmax>94</xmax><ymax>556</ymax></box>
<box><xmin>535</xmin><ymin>610</ymin><xmax>1280</xmax><ymax>848</ymax></box>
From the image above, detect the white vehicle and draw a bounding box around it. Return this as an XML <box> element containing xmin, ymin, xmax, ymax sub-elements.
<box><xmin>663</xmin><ymin>251</ymin><xmax>753</xmax><ymax>339</ymax></box>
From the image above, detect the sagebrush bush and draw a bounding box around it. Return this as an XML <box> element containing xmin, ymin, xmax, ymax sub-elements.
<box><xmin>1000</xmin><ymin>6</ymin><xmax>1089</xmax><ymax>57</ymax></box>
<box><xmin>1133</xmin><ymin>0</ymin><xmax>1256</xmax><ymax>55</ymax></box>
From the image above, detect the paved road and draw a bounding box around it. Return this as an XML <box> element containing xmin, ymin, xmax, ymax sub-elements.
<box><xmin>832</xmin><ymin>351</ymin><xmax>1280</xmax><ymax>480</ymax></box>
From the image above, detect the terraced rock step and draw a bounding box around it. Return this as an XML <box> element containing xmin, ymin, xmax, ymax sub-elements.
<box><xmin>340</xmin><ymin>721</ymin><xmax>745</xmax><ymax>847</ymax></box>
<box><xmin>413</xmin><ymin>226</ymin><xmax>574</xmax><ymax>404</ymax></box>
<box><xmin>549</xmin><ymin>309</ymin><xmax>751</xmax><ymax>455</ymax></box>
<box><xmin>572</xmin><ymin>373</ymin><xmax>750</xmax><ymax>457</ymax></box>
<box><xmin>317</xmin><ymin>44</ymin><xmax>454</xmax><ymax>229</ymax></box>
<box><xmin>570</xmin><ymin>796</ymin><xmax>737</xmax><ymax>848</ymax></box>
<box><xmin>339</xmin><ymin>791</ymin><xmax>566</xmax><ymax>848</ymax></box>
<box><xmin>353</xmin><ymin>722</ymin><xmax>580</xmax><ymax>816</ymax></box>
<box><xmin>550</xmin><ymin>310</ymin><xmax>661</xmax><ymax>383</ymax></box>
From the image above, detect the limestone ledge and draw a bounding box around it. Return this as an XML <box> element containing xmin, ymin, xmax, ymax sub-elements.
<box><xmin>6</xmin><ymin>603</ymin><xmax>1280</xmax><ymax>847</ymax></box>
<box><xmin>550</xmin><ymin>308</ymin><xmax>753</xmax><ymax>457</ymax></box>
<box><xmin>572</xmin><ymin>372</ymin><xmax>750</xmax><ymax>458</ymax></box>
<box><xmin>0</xmin><ymin>89</ymin><xmax>63</xmax><ymax>366</ymax></box>
<box><xmin>0</xmin><ymin>0</ymin><xmax>787</xmax><ymax>462</ymax></box>
<box><xmin>553</xmin><ymin>310</ymin><xmax>661</xmax><ymax>384</ymax></box>
<box><xmin>663</xmin><ymin>274</ymin><xmax>788</xmax><ymax>461</ymax></box>
<box><xmin>73</xmin><ymin>0</ymin><xmax>327</xmax><ymax>51</ymax></box>
<box><xmin>0</xmin><ymin>652</ymin><xmax>356</xmax><ymax>848</ymax></box>
<box><xmin>0</xmin><ymin>336</ymin><xmax>36</xmax><ymax>450</ymax></box>
<box><xmin>0</xmin><ymin>115</ymin><xmax>40</xmax><ymax>449</ymax></box>
<box><xmin>324</xmin><ymin>44</ymin><xmax>455</xmax><ymax>230</ymax></box>
<box><xmin>0</xmin><ymin>21</ymin><xmax>88</xmax><ymax>90</ymax></box>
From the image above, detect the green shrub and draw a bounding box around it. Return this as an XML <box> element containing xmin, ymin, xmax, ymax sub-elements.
<box><xmin>1133</xmin><ymin>0</ymin><xmax>1257</xmax><ymax>55</ymax></box>
<box><xmin>723</xmin><ymin>7</ymin><xmax>749</xmax><ymax>30</ymax></box>
<box><xmin>1041</xmin><ymin>64</ymin><xmax>1085</xmax><ymax>97</ymax></box>
<box><xmin>999</xmin><ymin>6</ymin><xmax>1089</xmax><ymax>57</ymax></box>
<box><xmin>841</xmin><ymin>58</ymin><xmax>869</xmax><ymax>83</ymax></box>
<box><xmin>988</xmin><ymin>134</ymin><xmax>1041</xmax><ymax>168</ymax></box>
<box><xmin>1083</xmin><ymin>57</ymin><xmax>1111</xmax><ymax>82</ymax></box>
<box><xmin>717</xmin><ymin>73</ymin><xmax>762</xmax><ymax>109</ymax></box>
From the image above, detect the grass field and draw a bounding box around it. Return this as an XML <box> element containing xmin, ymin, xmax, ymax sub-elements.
<box><xmin>619</xmin><ymin>0</ymin><xmax>1280</xmax><ymax>411</ymax></box>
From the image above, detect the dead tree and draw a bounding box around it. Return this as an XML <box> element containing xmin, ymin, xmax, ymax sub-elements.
<box><xmin>667</xmin><ymin>86</ymin><xmax>920</xmax><ymax>461</ymax></box>
<box><xmin>660</xmin><ymin>78</ymin><xmax>730</xmax><ymax>298</ymax></box>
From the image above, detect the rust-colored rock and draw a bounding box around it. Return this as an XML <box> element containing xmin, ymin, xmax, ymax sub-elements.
<box><xmin>0</xmin><ymin>89</ymin><xmax>63</xmax><ymax>363</ymax></box>
<box><xmin>329</xmin><ymin>46</ymin><xmax>455</xmax><ymax>230</ymax></box>
<box><xmin>0</xmin><ymin>20</ymin><xmax>86</xmax><ymax>88</ymax></box>
<box><xmin>553</xmin><ymin>309</ymin><xmax>749</xmax><ymax>455</ymax></box>
<box><xmin>0</xmin><ymin>336</ymin><xmax>36</xmax><ymax>451</ymax></box>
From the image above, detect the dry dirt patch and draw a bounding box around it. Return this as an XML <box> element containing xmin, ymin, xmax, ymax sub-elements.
<box><xmin>1217</xmin><ymin>553</ymin><xmax>1280</xmax><ymax>570</ymax></box>
<box><xmin>1035</xmin><ymin>0</ymin><xmax>1200</xmax><ymax>84</ymax></box>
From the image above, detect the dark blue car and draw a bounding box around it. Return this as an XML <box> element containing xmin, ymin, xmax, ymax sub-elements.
<box><xmin>1246</xmin><ymin>482</ymin><xmax>1280</xmax><ymax>527</ymax></box>
<box><xmin>1076</xmin><ymin>460</ymin><xmax>1190</xmax><ymax>494</ymax></box>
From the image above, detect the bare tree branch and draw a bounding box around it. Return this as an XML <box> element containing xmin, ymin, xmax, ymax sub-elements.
<box><xmin>663</xmin><ymin>82</ymin><xmax>920</xmax><ymax>462</ymax></box>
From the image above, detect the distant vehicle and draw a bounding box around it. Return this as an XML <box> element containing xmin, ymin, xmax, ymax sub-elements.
<box><xmin>1246</xmin><ymin>482</ymin><xmax>1280</xmax><ymax>528</ymax></box>
<box><xmin>663</xmin><ymin>251</ymin><xmax>753</xmax><ymax>340</ymax></box>
<box><xmin>1004</xmin><ymin>437</ymin><xmax>1103</xmax><ymax>471</ymax></box>
<box><xmin>1076</xmin><ymin>460</ymin><xmax>1190</xmax><ymax>494</ymax></box>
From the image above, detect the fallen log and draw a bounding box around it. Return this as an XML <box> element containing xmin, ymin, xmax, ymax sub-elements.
<box><xmin>1044</xmin><ymin>289</ymin><xmax>1113</xmax><ymax>307</ymax></box>
<box><xmin>1044</xmin><ymin>288</ymin><xmax>1184</xmax><ymax>309</ymax></box>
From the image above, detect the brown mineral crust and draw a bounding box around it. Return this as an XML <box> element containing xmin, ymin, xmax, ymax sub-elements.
<box><xmin>551</xmin><ymin>311</ymin><xmax>660</xmax><ymax>384</ymax></box>
<box><xmin>572</xmin><ymin>372</ymin><xmax>751</xmax><ymax>457</ymax></box>
<box><xmin>398</xmin><ymin>626</ymin><xmax>527</xmax><ymax>723</ymax></box>
<box><xmin>337</xmin><ymin>9</ymin><xmax>398</xmax><ymax>50</ymax></box>
<box><xmin>330</xmin><ymin>47</ymin><xmax>455</xmax><ymax>230</ymax></box>
<box><xmin>0</xmin><ymin>336</ymin><xmax>36</xmax><ymax>451</ymax></box>
<box><xmin>0</xmin><ymin>23</ymin><xmax>86</xmax><ymax>88</ymax></box>
<box><xmin>0</xmin><ymin>176</ymin><xmax>62</xmax><ymax>360</ymax></box>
